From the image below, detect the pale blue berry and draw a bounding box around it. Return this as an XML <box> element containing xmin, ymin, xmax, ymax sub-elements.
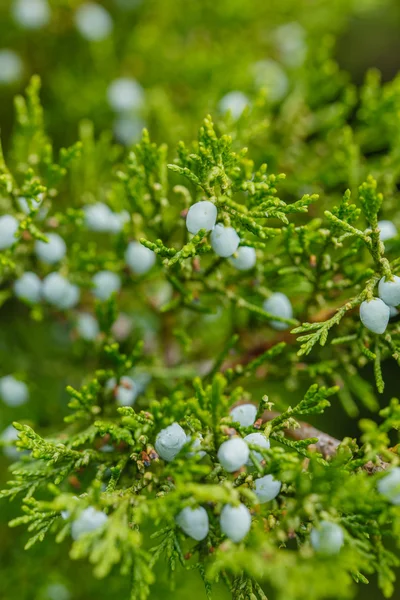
<box><xmin>274</xmin><ymin>22</ymin><xmax>306</xmax><ymax>67</ymax></box>
<box><xmin>76</xmin><ymin>313</ymin><xmax>100</xmax><ymax>341</ymax></box>
<box><xmin>45</xmin><ymin>583</ymin><xmax>70</xmax><ymax>600</ymax></box>
<box><xmin>378</xmin><ymin>275</ymin><xmax>400</xmax><ymax>307</ymax></box>
<box><xmin>75</xmin><ymin>3</ymin><xmax>112</xmax><ymax>41</ymax></box>
<box><xmin>230</xmin><ymin>404</ymin><xmax>257</xmax><ymax>427</ymax></box>
<box><xmin>0</xmin><ymin>215</ymin><xmax>19</xmax><ymax>249</ymax></box>
<box><xmin>84</xmin><ymin>202</ymin><xmax>114</xmax><ymax>232</ymax></box>
<box><xmin>14</xmin><ymin>272</ymin><xmax>42</xmax><ymax>304</ymax></box>
<box><xmin>1</xmin><ymin>425</ymin><xmax>20</xmax><ymax>460</ymax></box>
<box><xmin>17</xmin><ymin>194</ymin><xmax>47</xmax><ymax>218</ymax></box>
<box><xmin>71</xmin><ymin>506</ymin><xmax>108</xmax><ymax>540</ymax></box>
<box><xmin>42</xmin><ymin>273</ymin><xmax>78</xmax><ymax>309</ymax></box>
<box><xmin>35</xmin><ymin>233</ymin><xmax>67</xmax><ymax>264</ymax></box>
<box><xmin>310</xmin><ymin>521</ymin><xmax>344</xmax><ymax>555</ymax></box>
<box><xmin>377</xmin><ymin>467</ymin><xmax>400</xmax><ymax>505</ymax></box>
<box><xmin>92</xmin><ymin>271</ymin><xmax>121</xmax><ymax>301</ymax></box>
<box><xmin>0</xmin><ymin>50</ymin><xmax>23</xmax><ymax>85</ymax></box>
<box><xmin>155</xmin><ymin>423</ymin><xmax>187</xmax><ymax>462</ymax></box>
<box><xmin>12</xmin><ymin>0</ymin><xmax>50</xmax><ymax>29</ymax></box>
<box><xmin>252</xmin><ymin>59</ymin><xmax>289</xmax><ymax>102</ymax></box>
<box><xmin>263</xmin><ymin>292</ymin><xmax>293</xmax><ymax>330</ymax></box>
<box><xmin>210</xmin><ymin>224</ymin><xmax>240</xmax><ymax>258</ymax></box>
<box><xmin>219</xmin><ymin>91</ymin><xmax>250</xmax><ymax>119</ymax></box>
<box><xmin>0</xmin><ymin>375</ymin><xmax>29</xmax><ymax>406</ymax></box>
<box><xmin>176</xmin><ymin>506</ymin><xmax>209</xmax><ymax>541</ymax></box>
<box><xmin>254</xmin><ymin>474</ymin><xmax>281</xmax><ymax>503</ymax></box>
<box><xmin>113</xmin><ymin>115</ymin><xmax>145</xmax><ymax>145</ymax></box>
<box><xmin>107</xmin><ymin>78</ymin><xmax>144</xmax><ymax>113</ymax></box>
<box><xmin>360</xmin><ymin>298</ymin><xmax>390</xmax><ymax>334</ymax></box>
<box><xmin>229</xmin><ymin>246</ymin><xmax>256</xmax><ymax>271</ymax></box>
<box><xmin>186</xmin><ymin>201</ymin><xmax>217</xmax><ymax>235</ymax></box>
<box><xmin>244</xmin><ymin>433</ymin><xmax>270</xmax><ymax>465</ymax></box>
<box><xmin>220</xmin><ymin>504</ymin><xmax>251</xmax><ymax>542</ymax></box>
<box><xmin>58</xmin><ymin>283</ymin><xmax>80</xmax><ymax>310</ymax></box>
<box><xmin>125</xmin><ymin>242</ymin><xmax>156</xmax><ymax>275</ymax></box>
<box><xmin>106</xmin><ymin>376</ymin><xmax>137</xmax><ymax>406</ymax></box>
<box><xmin>217</xmin><ymin>437</ymin><xmax>249</xmax><ymax>472</ymax></box>
<box><xmin>378</xmin><ymin>220</ymin><xmax>397</xmax><ymax>242</ymax></box>
<box><xmin>186</xmin><ymin>434</ymin><xmax>206</xmax><ymax>459</ymax></box>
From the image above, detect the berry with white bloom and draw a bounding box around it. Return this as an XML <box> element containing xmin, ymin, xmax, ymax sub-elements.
<box><xmin>0</xmin><ymin>49</ymin><xmax>23</xmax><ymax>85</ymax></box>
<box><xmin>14</xmin><ymin>272</ymin><xmax>42</xmax><ymax>304</ymax></box>
<box><xmin>390</xmin><ymin>306</ymin><xmax>399</xmax><ymax>318</ymax></box>
<box><xmin>155</xmin><ymin>422</ymin><xmax>187</xmax><ymax>462</ymax></box>
<box><xmin>75</xmin><ymin>3</ymin><xmax>112</xmax><ymax>41</ymax></box>
<box><xmin>263</xmin><ymin>292</ymin><xmax>293</xmax><ymax>330</ymax></box>
<box><xmin>219</xmin><ymin>91</ymin><xmax>250</xmax><ymax>119</ymax></box>
<box><xmin>378</xmin><ymin>220</ymin><xmax>397</xmax><ymax>242</ymax></box>
<box><xmin>107</xmin><ymin>77</ymin><xmax>144</xmax><ymax>113</ymax></box>
<box><xmin>58</xmin><ymin>283</ymin><xmax>80</xmax><ymax>310</ymax></box>
<box><xmin>254</xmin><ymin>474</ymin><xmax>281</xmax><ymax>503</ymax></box>
<box><xmin>45</xmin><ymin>583</ymin><xmax>70</xmax><ymax>600</ymax></box>
<box><xmin>106</xmin><ymin>376</ymin><xmax>137</xmax><ymax>406</ymax></box>
<box><xmin>244</xmin><ymin>432</ymin><xmax>270</xmax><ymax>465</ymax></box>
<box><xmin>210</xmin><ymin>224</ymin><xmax>240</xmax><ymax>258</ymax></box>
<box><xmin>111</xmin><ymin>313</ymin><xmax>133</xmax><ymax>341</ymax></box>
<box><xmin>0</xmin><ymin>215</ymin><xmax>19</xmax><ymax>250</ymax></box>
<box><xmin>71</xmin><ymin>506</ymin><xmax>108</xmax><ymax>540</ymax></box>
<box><xmin>92</xmin><ymin>271</ymin><xmax>121</xmax><ymax>301</ymax></box>
<box><xmin>176</xmin><ymin>506</ymin><xmax>209</xmax><ymax>541</ymax></box>
<box><xmin>310</xmin><ymin>521</ymin><xmax>344</xmax><ymax>555</ymax></box>
<box><xmin>377</xmin><ymin>467</ymin><xmax>400</xmax><ymax>505</ymax></box>
<box><xmin>125</xmin><ymin>241</ymin><xmax>156</xmax><ymax>275</ymax></box>
<box><xmin>17</xmin><ymin>194</ymin><xmax>48</xmax><ymax>219</ymax></box>
<box><xmin>252</xmin><ymin>59</ymin><xmax>289</xmax><ymax>102</ymax></box>
<box><xmin>220</xmin><ymin>504</ymin><xmax>251</xmax><ymax>542</ymax></box>
<box><xmin>217</xmin><ymin>437</ymin><xmax>249</xmax><ymax>472</ymax></box>
<box><xmin>274</xmin><ymin>22</ymin><xmax>306</xmax><ymax>67</ymax></box>
<box><xmin>1</xmin><ymin>425</ymin><xmax>20</xmax><ymax>460</ymax></box>
<box><xmin>0</xmin><ymin>375</ymin><xmax>29</xmax><ymax>407</ymax></box>
<box><xmin>84</xmin><ymin>202</ymin><xmax>114</xmax><ymax>232</ymax></box>
<box><xmin>186</xmin><ymin>434</ymin><xmax>206</xmax><ymax>459</ymax></box>
<box><xmin>229</xmin><ymin>246</ymin><xmax>256</xmax><ymax>271</ymax></box>
<box><xmin>378</xmin><ymin>275</ymin><xmax>400</xmax><ymax>307</ymax></box>
<box><xmin>35</xmin><ymin>233</ymin><xmax>67</xmax><ymax>264</ymax></box>
<box><xmin>186</xmin><ymin>201</ymin><xmax>217</xmax><ymax>235</ymax></box>
<box><xmin>113</xmin><ymin>115</ymin><xmax>145</xmax><ymax>145</ymax></box>
<box><xmin>359</xmin><ymin>298</ymin><xmax>390</xmax><ymax>334</ymax></box>
<box><xmin>42</xmin><ymin>273</ymin><xmax>75</xmax><ymax>308</ymax></box>
<box><xmin>108</xmin><ymin>211</ymin><xmax>130</xmax><ymax>234</ymax></box>
<box><xmin>76</xmin><ymin>313</ymin><xmax>99</xmax><ymax>341</ymax></box>
<box><xmin>12</xmin><ymin>0</ymin><xmax>50</xmax><ymax>29</ymax></box>
<box><xmin>230</xmin><ymin>404</ymin><xmax>257</xmax><ymax>427</ymax></box>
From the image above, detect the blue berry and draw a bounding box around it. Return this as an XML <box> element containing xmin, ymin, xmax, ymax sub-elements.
<box><xmin>125</xmin><ymin>241</ymin><xmax>156</xmax><ymax>275</ymax></box>
<box><xmin>244</xmin><ymin>432</ymin><xmax>270</xmax><ymax>465</ymax></box>
<box><xmin>0</xmin><ymin>375</ymin><xmax>29</xmax><ymax>406</ymax></box>
<box><xmin>176</xmin><ymin>506</ymin><xmax>209</xmax><ymax>541</ymax></box>
<box><xmin>106</xmin><ymin>376</ymin><xmax>137</xmax><ymax>406</ymax></box>
<box><xmin>217</xmin><ymin>437</ymin><xmax>249</xmax><ymax>472</ymax></box>
<box><xmin>229</xmin><ymin>246</ymin><xmax>256</xmax><ymax>271</ymax></box>
<box><xmin>0</xmin><ymin>215</ymin><xmax>19</xmax><ymax>249</ymax></box>
<box><xmin>12</xmin><ymin>0</ymin><xmax>50</xmax><ymax>30</ymax></box>
<box><xmin>378</xmin><ymin>275</ymin><xmax>400</xmax><ymax>307</ymax></box>
<box><xmin>230</xmin><ymin>404</ymin><xmax>257</xmax><ymax>427</ymax></box>
<box><xmin>35</xmin><ymin>233</ymin><xmax>66</xmax><ymax>264</ymax></box>
<box><xmin>186</xmin><ymin>201</ymin><xmax>217</xmax><ymax>235</ymax></box>
<box><xmin>76</xmin><ymin>313</ymin><xmax>100</xmax><ymax>341</ymax></box>
<box><xmin>263</xmin><ymin>292</ymin><xmax>293</xmax><ymax>330</ymax></box>
<box><xmin>210</xmin><ymin>224</ymin><xmax>240</xmax><ymax>258</ymax></box>
<box><xmin>220</xmin><ymin>503</ymin><xmax>251</xmax><ymax>542</ymax></box>
<box><xmin>1</xmin><ymin>424</ymin><xmax>19</xmax><ymax>460</ymax></box>
<box><xmin>310</xmin><ymin>521</ymin><xmax>344</xmax><ymax>555</ymax></box>
<box><xmin>378</xmin><ymin>220</ymin><xmax>397</xmax><ymax>242</ymax></box>
<box><xmin>71</xmin><ymin>506</ymin><xmax>108</xmax><ymax>540</ymax></box>
<box><xmin>359</xmin><ymin>298</ymin><xmax>390</xmax><ymax>334</ymax></box>
<box><xmin>155</xmin><ymin>423</ymin><xmax>186</xmax><ymax>462</ymax></box>
<box><xmin>0</xmin><ymin>50</ymin><xmax>23</xmax><ymax>85</ymax></box>
<box><xmin>75</xmin><ymin>3</ymin><xmax>113</xmax><ymax>41</ymax></box>
<box><xmin>254</xmin><ymin>474</ymin><xmax>281</xmax><ymax>503</ymax></box>
<box><xmin>107</xmin><ymin>78</ymin><xmax>144</xmax><ymax>113</ymax></box>
<box><xmin>92</xmin><ymin>270</ymin><xmax>121</xmax><ymax>301</ymax></box>
<box><xmin>377</xmin><ymin>467</ymin><xmax>400</xmax><ymax>505</ymax></box>
<box><xmin>42</xmin><ymin>273</ymin><xmax>79</xmax><ymax>309</ymax></box>
<box><xmin>219</xmin><ymin>91</ymin><xmax>250</xmax><ymax>119</ymax></box>
<box><xmin>14</xmin><ymin>272</ymin><xmax>42</xmax><ymax>304</ymax></box>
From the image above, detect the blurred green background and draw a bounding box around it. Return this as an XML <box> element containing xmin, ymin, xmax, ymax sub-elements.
<box><xmin>2</xmin><ymin>0</ymin><xmax>400</xmax><ymax>598</ymax></box>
